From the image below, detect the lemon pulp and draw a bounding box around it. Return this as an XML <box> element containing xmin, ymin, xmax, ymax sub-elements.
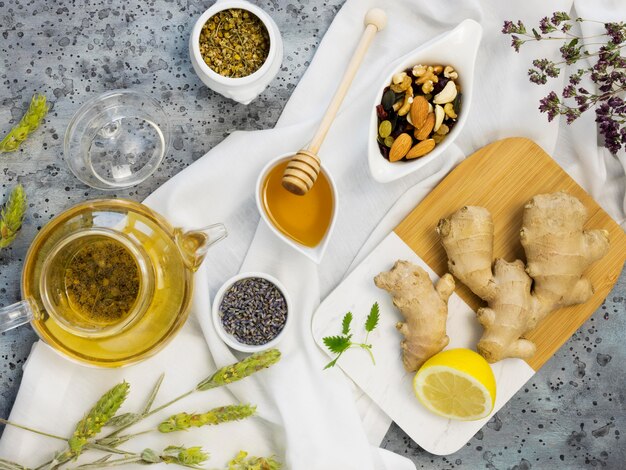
<box><xmin>413</xmin><ymin>348</ymin><xmax>496</xmax><ymax>421</ymax></box>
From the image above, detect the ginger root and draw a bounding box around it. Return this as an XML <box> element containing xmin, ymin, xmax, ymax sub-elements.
<box><xmin>375</xmin><ymin>260</ymin><xmax>455</xmax><ymax>372</ymax></box>
<box><xmin>437</xmin><ymin>192</ymin><xmax>609</xmax><ymax>363</ymax></box>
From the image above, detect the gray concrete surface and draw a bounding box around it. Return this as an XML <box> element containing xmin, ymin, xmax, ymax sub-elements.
<box><xmin>0</xmin><ymin>0</ymin><xmax>624</xmax><ymax>468</ymax></box>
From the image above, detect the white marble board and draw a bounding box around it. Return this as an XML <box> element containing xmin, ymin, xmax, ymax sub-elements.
<box><xmin>312</xmin><ymin>232</ymin><xmax>535</xmax><ymax>455</ymax></box>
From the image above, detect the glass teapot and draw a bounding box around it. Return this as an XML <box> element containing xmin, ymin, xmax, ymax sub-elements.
<box><xmin>0</xmin><ymin>199</ymin><xmax>226</xmax><ymax>367</ymax></box>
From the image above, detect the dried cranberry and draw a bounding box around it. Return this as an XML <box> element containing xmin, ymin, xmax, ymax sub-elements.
<box><xmin>376</xmin><ymin>104</ymin><xmax>388</xmax><ymax>120</ymax></box>
<box><xmin>378</xmin><ymin>142</ymin><xmax>390</xmax><ymax>160</ymax></box>
<box><xmin>432</xmin><ymin>77</ymin><xmax>449</xmax><ymax>95</ymax></box>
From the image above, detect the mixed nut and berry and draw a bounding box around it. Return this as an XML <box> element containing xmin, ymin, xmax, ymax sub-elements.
<box><xmin>376</xmin><ymin>64</ymin><xmax>461</xmax><ymax>162</ymax></box>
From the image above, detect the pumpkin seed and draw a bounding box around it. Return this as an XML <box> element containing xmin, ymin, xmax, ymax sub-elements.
<box><xmin>382</xmin><ymin>88</ymin><xmax>395</xmax><ymax>111</ymax></box>
<box><xmin>378</xmin><ymin>120</ymin><xmax>392</xmax><ymax>138</ymax></box>
<box><xmin>453</xmin><ymin>93</ymin><xmax>463</xmax><ymax>116</ymax></box>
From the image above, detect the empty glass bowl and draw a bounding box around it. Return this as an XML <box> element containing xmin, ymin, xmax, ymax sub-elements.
<box><xmin>64</xmin><ymin>90</ymin><xmax>170</xmax><ymax>189</ymax></box>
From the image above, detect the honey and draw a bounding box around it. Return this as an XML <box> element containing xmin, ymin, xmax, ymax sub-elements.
<box><xmin>261</xmin><ymin>160</ymin><xmax>334</xmax><ymax>248</ymax></box>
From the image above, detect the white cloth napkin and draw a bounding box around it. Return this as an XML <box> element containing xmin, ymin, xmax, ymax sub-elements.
<box><xmin>2</xmin><ymin>0</ymin><xmax>625</xmax><ymax>469</ymax></box>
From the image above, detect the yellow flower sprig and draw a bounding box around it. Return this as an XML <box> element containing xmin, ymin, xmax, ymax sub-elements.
<box><xmin>0</xmin><ymin>184</ymin><xmax>27</xmax><ymax>249</ymax></box>
<box><xmin>73</xmin><ymin>445</ymin><xmax>210</xmax><ymax>469</ymax></box>
<box><xmin>1</xmin><ymin>350</ymin><xmax>282</xmax><ymax>470</ymax></box>
<box><xmin>227</xmin><ymin>450</ymin><xmax>282</xmax><ymax>470</ymax></box>
<box><xmin>158</xmin><ymin>404</ymin><xmax>257</xmax><ymax>433</ymax></box>
<box><xmin>68</xmin><ymin>382</ymin><xmax>130</xmax><ymax>454</ymax></box>
<box><xmin>0</xmin><ymin>94</ymin><xmax>48</xmax><ymax>152</ymax></box>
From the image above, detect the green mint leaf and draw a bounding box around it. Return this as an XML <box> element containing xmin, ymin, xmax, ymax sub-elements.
<box><xmin>323</xmin><ymin>335</ymin><xmax>351</xmax><ymax>355</ymax></box>
<box><xmin>365</xmin><ymin>302</ymin><xmax>380</xmax><ymax>333</ymax></box>
<box><xmin>323</xmin><ymin>357</ymin><xmax>339</xmax><ymax>369</ymax></box>
<box><xmin>341</xmin><ymin>312</ymin><xmax>353</xmax><ymax>335</ymax></box>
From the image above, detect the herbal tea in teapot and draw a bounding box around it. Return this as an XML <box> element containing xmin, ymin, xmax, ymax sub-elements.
<box><xmin>63</xmin><ymin>237</ymin><xmax>140</xmax><ymax>326</ymax></box>
<box><xmin>41</xmin><ymin>229</ymin><xmax>149</xmax><ymax>337</ymax></box>
<box><xmin>5</xmin><ymin>199</ymin><xmax>227</xmax><ymax>367</ymax></box>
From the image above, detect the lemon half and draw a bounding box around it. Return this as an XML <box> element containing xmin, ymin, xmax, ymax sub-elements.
<box><xmin>413</xmin><ymin>348</ymin><xmax>496</xmax><ymax>421</ymax></box>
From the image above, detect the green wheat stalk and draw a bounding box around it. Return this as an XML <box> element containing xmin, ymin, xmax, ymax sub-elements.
<box><xmin>158</xmin><ymin>404</ymin><xmax>256</xmax><ymax>433</ymax></box>
<box><xmin>3</xmin><ymin>350</ymin><xmax>281</xmax><ymax>470</ymax></box>
<box><xmin>68</xmin><ymin>382</ymin><xmax>130</xmax><ymax>454</ymax></box>
<box><xmin>0</xmin><ymin>94</ymin><xmax>48</xmax><ymax>152</ymax></box>
<box><xmin>0</xmin><ymin>184</ymin><xmax>27</xmax><ymax>248</ymax></box>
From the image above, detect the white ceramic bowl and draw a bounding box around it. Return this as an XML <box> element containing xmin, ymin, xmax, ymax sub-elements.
<box><xmin>212</xmin><ymin>272</ymin><xmax>292</xmax><ymax>353</ymax></box>
<box><xmin>368</xmin><ymin>19</ymin><xmax>482</xmax><ymax>183</ymax></box>
<box><xmin>190</xmin><ymin>0</ymin><xmax>283</xmax><ymax>104</ymax></box>
<box><xmin>255</xmin><ymin>153</ymin><xmax>339</xmax><ymax>264</ymax></box>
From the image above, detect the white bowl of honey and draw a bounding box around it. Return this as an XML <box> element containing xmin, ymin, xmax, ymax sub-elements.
<box><xmin>256</xmin><ymin>153</ymin><xmax>338</xmax><ymax>264</ymax></box>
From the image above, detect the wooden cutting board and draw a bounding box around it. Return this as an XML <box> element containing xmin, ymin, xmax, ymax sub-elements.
<box><xmin>395</xmin><ymin>136</ymin><xmax>626</xmax><ymax>371</ymax></box>
<box><xmin>312</xmin><ymin>137</ymin><xmax>625</xmax><ymax>454</ymax></box>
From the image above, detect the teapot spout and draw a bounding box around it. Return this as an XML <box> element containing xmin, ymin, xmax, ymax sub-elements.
<box><xmin>174</xmin><ymin>223</ymin><xmax>227</xmax><ymax>271</ymax></box>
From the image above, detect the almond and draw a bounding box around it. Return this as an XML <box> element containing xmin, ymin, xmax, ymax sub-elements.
<box><xmin>414</xmin><ymin>112</ymin><xmax>435</xmax><ymax>141</ymax></box>
<box><xmin>410</xmin><ymin>96</ymin><xmax>429</xmax><ymax>129</ymax></box>
<box><xmin>406</xmin><ymin>139</ymin><xmax>435</xmax><ymax>159</ymax></box>
<box><xmin>389</xmin><ymin>133</ymin><xmax>412</xmax><ymax>162</ymax></box>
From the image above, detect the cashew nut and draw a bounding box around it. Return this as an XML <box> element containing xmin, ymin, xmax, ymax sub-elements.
<box><xmin>433</xmin><ymin>80</ymin><xmax>457</xmax><ymax>104</ymax></box>
<box><xmin>398</xmin><ymin>89</ymin><xmax>414</xmax><ymax>116</ymax></box>
<box><xmin>434</xmin><ymin>105</ymin><xmax>445</xmax><ymax>132</ymax></box>
<box><xmin>406</xmin><ymin>110</ymin><xmax>414</xmax><ymax>126</ymax></box>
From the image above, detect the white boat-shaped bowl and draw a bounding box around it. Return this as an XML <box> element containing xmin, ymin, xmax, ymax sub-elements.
<box><xmin>255</xmin><ymin>153</ymin><xmax>338</xmax><ymax>264</ymax></box>
<box><xmin>368</xmin><ymin>19</ymin><xmax>482</xmax><ymax>183</ymax></box>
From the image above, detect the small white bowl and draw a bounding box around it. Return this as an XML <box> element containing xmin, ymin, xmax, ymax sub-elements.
<box><xmin>212</xmin><ymin>272</ymin><xmax>292</xmax><ymax>353</ymax></box>
<box><xmin>190</xmin><ymin>0</ymin><xmax>283</xmax><ymax>104</ymax></box>
<box><xmin>368</xmin><ymin>19</ymin><xmax>482</xmax><ymax>183</ymax></box>
<box><xmin>255</xmin><ymin>153</ymin><xmax>339</xmax><ymax>264</ymax></box>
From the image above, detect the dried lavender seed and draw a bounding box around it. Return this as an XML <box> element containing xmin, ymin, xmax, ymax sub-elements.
<box><xmin>219</xmin><ymin>277</ymin><xmax>287</xmax><ymax>346</ymax></box>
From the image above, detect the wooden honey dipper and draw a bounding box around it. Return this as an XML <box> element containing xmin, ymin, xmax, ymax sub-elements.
<box><xmin>281</xmin><ymin>8</ymin><xmax>387</xmax><ymax>196</ymax></box>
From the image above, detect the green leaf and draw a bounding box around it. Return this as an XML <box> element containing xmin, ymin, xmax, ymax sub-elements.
<box><xmin>532</xmin><ymin>28</ymin><xmax>541</xmax><ymax>40</ymax></box>
<box><xmin>142</xmin><ymin>373</ymin><xmax>165</xmax><ymax>414</ymax></box>
<box><xmin>106</xmin><ymin>412</ymin><xmax>140</xmax><ymax>428</ymax></box>
<box><xmin>323</xmin><ymin>357</ymin><xmax>340</xmax><ymax>370</ymax></box>
<box><xmin>365</xmin><ymin>302</ymin><xmax>380</xmax><ymax>333</ymax></box>
<box><xmin>341</xmin><ymin>312</ymin><xmax>352</xmax><ymax>335</ymax></box>
<box><xmin>322</xmin><ymin>335</ymin><xmax>351</xmax><ymax>355</ymax></box>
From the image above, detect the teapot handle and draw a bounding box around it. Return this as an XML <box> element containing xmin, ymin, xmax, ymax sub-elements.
<box><xmin>0</xmin><ymin>300</ymin><xmax>33</xmax><ymax>333</ymax></box>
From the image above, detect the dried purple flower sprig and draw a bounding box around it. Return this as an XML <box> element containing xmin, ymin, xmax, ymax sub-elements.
<box><xmin>502</xmin><ymin>12</ymin><xmax>626</xmax><ymax>154</ymax></box>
